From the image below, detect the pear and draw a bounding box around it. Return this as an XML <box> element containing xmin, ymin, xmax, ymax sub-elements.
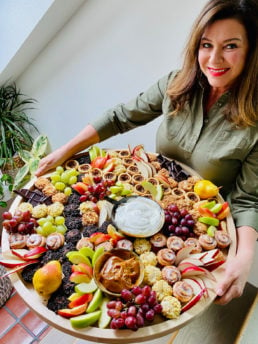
<box><xmin>32</xmin><ymin>260</ymin><xmax>62</xmax><ymax>298</ymax></box>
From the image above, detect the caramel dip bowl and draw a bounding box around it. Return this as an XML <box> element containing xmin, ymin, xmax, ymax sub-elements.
<box><xmin>93</xmin><ymin>248</ymin><xmax>144</xmax><ymax>297</ymax></box>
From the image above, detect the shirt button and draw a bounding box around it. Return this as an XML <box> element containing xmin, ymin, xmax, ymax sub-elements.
<box><xmin>204</xmin><ymin>118</ymin><xmax>209</xmax><ymax>123</ymax></box>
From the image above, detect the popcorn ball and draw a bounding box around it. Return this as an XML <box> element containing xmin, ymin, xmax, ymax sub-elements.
<box><xmin>18</xmin><ymin>202</ymin><xmax>33</xmax><ymax>213</ymax></box>
<box><xmin>133</xmin><ymin>238</ymin><xmax>151</xmax><ymax>255</ymax></box>
<box><xmin>152</xmin><ymin>279</ymin><xmax>173</xmax><ymax>301</ymax></box>
<box><xmin>161</xmin><ymin>296</ymin><xmax>181</xmax><ymax>319</ymax></box>
<box><xmin>47</xmin><ymin>202</ymin><xmax>64</xmax><ymax>217</ymax></box>
<box><xmin>32</xmin><ymin>204</ymin><xmax>48</xmax><ymax>218</ymax></box>
<box><xmin>140</xmin><ymin>251</ymin><xmax>157</xmax><ymax>266</ymax></box>
<box><xmin>143</xmin><ymin>265</ymin><xmax>162</xmax><ymax>286</ymax></box>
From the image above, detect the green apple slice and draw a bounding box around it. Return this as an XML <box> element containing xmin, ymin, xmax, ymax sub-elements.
<box><xmin>70</xmin><ymin>310</ymin><xmax>101</xmax><ymax>329</ymax></box>
<box><xmin>98</xmin><ymin>298</ymin><xmax>111</xmax><ymax>329</ymax></box>
<box><xmin>66</xmin><ymin>251</ymin><xmax>92</xmax><ymax>266</ymax></box>
<box><xmin>79</xmin><ymin>247</ymin><xmax>95</xmax><ymax>260</ymax></box>
<box><xmin>86</xmin><ymin>288</ymin><xmax>103</xmax><ymax>313</ymax></box>
<box><xmin>141</xmin><ymin>180</ymin><xmax>158</xmax><ymax>198</ymax></box>
<box><xmin>92</xmin><ymin>246</ymin><xmax>105</xmax><ymax>267</ymax></box>
<box><xmin>75</xmin><ymin>279</ymin><xmax>98</xmax><ymax>294</ymax></box>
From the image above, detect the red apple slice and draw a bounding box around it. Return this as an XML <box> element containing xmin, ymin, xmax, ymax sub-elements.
<box><xmin>2</xmin><ymin>250</ymin><xmax>25</xmax><ymax>261</ymax></box>
<box><xmin>204</xmin><ymin>260</ymin><xmax>225</xmax><ymax>272</ymax></box>
<box><xmin>183</xmin><ymin>277</ymin><xmax>210</xmax><ymax>298</ymax></box>
<box><xmin>181</xmin><ymin>288</ymin><xmax>206</xmax><ymax>313</ymax></box>
<box><xmin>11</xmin><ymin>249</ymin><xmax>30</xmax><ymax>260</ymax></box>
<box><xmin>0</xmin><ymin>262</ymin><xmax>38</xmax><ymax>278</ymax></box>
<box><xmin>57</xmin><ymin>303</ymin><xmax>88</xmax><ymax>318</ymax></box>
<box><xmin>178</xmin><ymin>258</ymin><xmax>204</xmax><ymax>271</ymax></box>
<box><xmin>72</xmin><ymin>263</ymin><xmax>93</xmax><ymax>278</ymax></box>
<box><xmin>181</xmin><ymin>265</ymin><xmax>216</xmax><ymax>281</ymax></box>
<box><xmin>175</xmin><ymin>246</ymin><xmax>195</xmax><ymax>265</ymax></box>
<box><xmin>69</xmin><ymin>271</ymin><xmax>91</xmax><ymax>284</ymax></box>
<box><xmin>23</xmin><ymin>246</ymin><xmax>47</xmax><ymax>259</ymax></box>
<box><xmin>189</xmin><ymin>249</ymin><xmax>221</xmax><ymax>265</ymax></box>
<box><xmin>0</xmin><ymin>258</ymin><xmax>39</xmax><ymax>269</ymax></box>
<box><xmin>134</xmin><ymin>160</ymin><xmax>150</xmax><ymax>179</ymax></box>
<box><xmin>68</xmin><ymin>293</ymin><xmax>93</xmax><ymax>309</ymax></box>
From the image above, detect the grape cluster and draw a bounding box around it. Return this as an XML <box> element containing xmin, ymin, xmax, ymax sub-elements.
<box><xmin>163</xmin><ymin>204</ymin><xmax>195</xmax><ymax>239</ymax></box>
<box><xmin>79</xmin><ymin>177</ymin><xmax>114</xmax><ymax>203</ymax></box>
<box><xmin>50</xmin><ymin>166</ymin><xmax>79</xmax><ymax>196</ymax></box>
<box><xmin>2</xmin><ymin>210</ymin><xmax>37</xmax><ymax>234</ymax></box>
<box><xmin>107</xmin><ymin>285</ymin><xmax>162</xmax><ymax>331</ymax></box>
<box><xmin>36</xmin><ymin>215</ymin><xmax>67</xmax><ymax>236</ymax></box>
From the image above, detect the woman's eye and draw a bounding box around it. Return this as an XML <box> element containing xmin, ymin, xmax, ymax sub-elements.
<box><xmin>201</xmin><ymin>43</ymin><xmax>211</xmax><ymax>48</ymax></box>
<box><xmin>225</xmin><ymin>43</ymin><xmax>237</xmax><ymax>49</ymax></box>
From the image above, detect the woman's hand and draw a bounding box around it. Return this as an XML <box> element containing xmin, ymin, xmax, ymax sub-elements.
<box><xmin>215</xmin><ymin>254</ymin><xmax>252</xmax><ymax>305</ymax></box>
<box><xmin>215</xmin><ymin>226</ymin><xmax>257</xmax><ymax>305</ymax></box>
<box><xmin>35</xmin><ymin>148</ymin><xmax>69</xmax><ymax>176</ymax></box>
<box><xmin>35</xmin><ymin>124</ymin><xmax>100</xmax><ymax>176</ymax></box>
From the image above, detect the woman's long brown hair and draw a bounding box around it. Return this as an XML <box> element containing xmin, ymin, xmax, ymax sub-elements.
<box><xmin>167</xmin><ymin>0</ymin><xmax>258</xmax><ymax>127</ymax></box>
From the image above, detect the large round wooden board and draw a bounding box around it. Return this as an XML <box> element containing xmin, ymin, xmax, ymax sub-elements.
<box><xmin>1</xmin><ymin>155</ymin><xmax>236</xmax><ymax>343</ymax></box>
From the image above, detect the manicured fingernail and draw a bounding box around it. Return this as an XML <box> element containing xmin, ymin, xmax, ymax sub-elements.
<box><xmin>216</xmin><ymin>288</ymin><xmax>223</xmax><ymax>296</ymax></box>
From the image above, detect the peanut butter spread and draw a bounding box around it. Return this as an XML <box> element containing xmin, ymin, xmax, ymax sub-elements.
<box><xmin>99</xmin><ymin>255</ymin><xmax>140</xmax><ymax>293</ymax></box>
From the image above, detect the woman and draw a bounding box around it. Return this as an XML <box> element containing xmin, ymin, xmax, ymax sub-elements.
<box><xmin>36</xmin><ymin>0</ymin><xmax>258</xmax><ymax>305</ymax></box>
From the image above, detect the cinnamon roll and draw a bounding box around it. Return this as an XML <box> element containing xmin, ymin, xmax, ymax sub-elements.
<box><xmin>116</xmin><ymin>239</ymin><xmax>133</xmax><ymax>251</ymax></box>
<box><xmin>184</xmin><ymin>237</ymin><xmax>202</xmax><ymax>253</ymax></box>
<box><xmin>162</xmin><ymin>266</ymin><xmax>181</xmax><ymax>285</ymax></box>
<box><xmin>172</xmin><ymin>280</ymin><xmax>194</xmax><ymax>303</ymax></box>
<box><xmin>215</xmin><ymin>231</ymin><xmax>231</xmax><ymax>249</ymax></box>
<box><xmin>167</xmin><ymin>236</ymin><xmax>184</xmax><ymax>252</ymax></box>
<box><xmin>95</xmin><ymin>241</ymin><xmax>114</xmax><ymax>251</ymax></box>
<box><xmin>46</xmin><ymin>232</ymin><xmax>65</xmax><ymax>250</ymax></box>
<box><xmin>198</xmin><ymin>234</ymin><xmax>217</xmax><ymax>250</ymax></box>
<box><xmin>26</xmin><ymin>234</ymin><xmax>46</xmax><ymax>248</ymax></box>
<box><xmin>76</xmin><ymin>237</ymin><xmax>94</xmax><ymax>250</ymax></box>
<box><xmin>150</xmin><ymin>233</ymin><xmax>167</xmax><ymax>252</ymax></box>
<box><xmin>9</xmin><ymin>233</ymin><xmax>28</xmax><ymax>249</ymax></box>
<box><xmin>157</xmin><ymin>248</ymin><xmax>176</xmax><ymax>266</ymax></box>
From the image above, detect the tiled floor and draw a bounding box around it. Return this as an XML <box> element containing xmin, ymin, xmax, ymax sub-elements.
<box><xmin>0</xmin><ymin>288</ymin><xmax>51</xmax><ymax>344</ymax></box>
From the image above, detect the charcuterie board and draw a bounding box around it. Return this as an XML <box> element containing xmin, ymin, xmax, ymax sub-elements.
<box><xmin>1</xmin><ymin>146</ymin><xmax>236</xmax><ymax>343</ymax></box>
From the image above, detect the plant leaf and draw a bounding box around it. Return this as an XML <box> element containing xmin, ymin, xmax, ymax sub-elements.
<box><xmin>31</xmin><ymin>135</ymin><xmax>48</xmax><ymax>158</ymax></box>
<box><xmin>13</xmin><ymin>164</ymin><xmax>30</xmax><ymax>189</ymax></box>
<box><xmin>29</xmin><ymin>158</ymin><xmax>40</xmax><ymax>176</ymax></box>
<box><xmin>19</xmin><ymin>149</ymin><xmax>32</xmax><ymax>163</ymax></box>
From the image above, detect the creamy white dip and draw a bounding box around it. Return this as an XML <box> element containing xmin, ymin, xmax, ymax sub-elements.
<box><xmin>114</xmin><ymin>197</ymin><xmax>164</xmax><ymax>237</ymax></box>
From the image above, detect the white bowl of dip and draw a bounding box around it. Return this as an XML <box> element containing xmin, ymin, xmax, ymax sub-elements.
<box><xmin>113</xmin><ymin>196</ymin><xmax>165</xmax><ymax>238</ymax></box>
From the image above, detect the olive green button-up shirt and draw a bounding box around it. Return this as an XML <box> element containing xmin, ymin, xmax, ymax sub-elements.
<box><xmin>91</xmin><ymin>71</ymin><xmax>258</xmax><ymax>231</ymax></box>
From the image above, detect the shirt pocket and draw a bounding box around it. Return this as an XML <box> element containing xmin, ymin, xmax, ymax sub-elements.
<box><xmin>207</xmin><ymin>128</ymin><xmax>249</xmax><ymax>166</ymax></box>
<box><xmin>165</xmin><ymin>112</ymin><xmax>189</xmax><ymax>141</ymax></box>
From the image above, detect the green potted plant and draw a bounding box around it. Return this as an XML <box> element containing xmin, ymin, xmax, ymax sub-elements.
<box><xmin>13</xmin><ymin>134</ymin><xmax>48</xmax><ymax>190</ymax></box>
<box><xmin>0</xmin><ymin>82</ymin><xmax>39</xmax><ymax>173</ymax></box>
<box><xmin>0</xmin><ymin>173</ymin><xmax>13</xmax><ymax>208</ymax></box>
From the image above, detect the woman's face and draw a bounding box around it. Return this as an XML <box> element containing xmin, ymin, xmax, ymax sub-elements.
<box><xmin>198</xmin><ymin>18</ymin><xmax>249</xmax><ymax>93</ymax></box>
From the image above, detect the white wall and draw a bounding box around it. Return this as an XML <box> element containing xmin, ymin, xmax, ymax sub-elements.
<box><xmin>7</xmin><ymin>0</ymin><xmax>207</xmax><ymax>153</ymax></box>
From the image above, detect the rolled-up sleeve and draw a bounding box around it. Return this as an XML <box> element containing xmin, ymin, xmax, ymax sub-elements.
<box><xmin>91</xmin><ymin>73</ymin><xmax>172</xmax><ymax>141</ymax></box>
<box><xmin>229</xmin><ymin>143</ymin><xmax>258</xmax><ymax>231</ymax></box>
